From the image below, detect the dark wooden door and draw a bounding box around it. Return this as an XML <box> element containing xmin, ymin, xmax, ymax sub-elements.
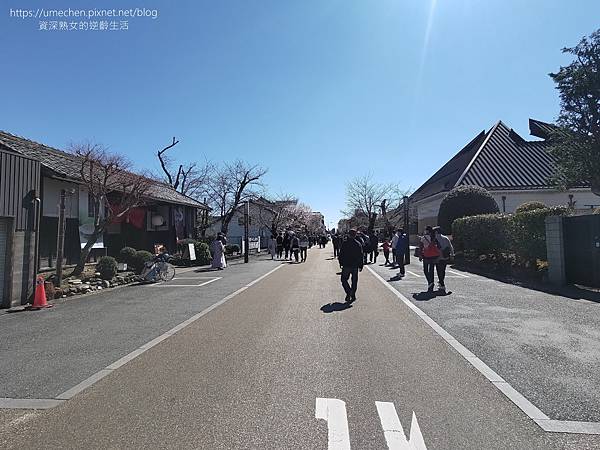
<box><xmin>563</xmin><ymin>215</ymin><xmax>600</xmax><ymax>287</ymax></box>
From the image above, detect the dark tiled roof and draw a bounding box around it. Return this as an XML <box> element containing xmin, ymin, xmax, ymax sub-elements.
<box><xmin>529</xmin><ymin>118</ymin><xmax>558</xmax><ymax>140</ymax></box>
<box><xmin>0</xmin><ymin>131</ymin><xmax>207</xmax><ymax>209</ymax></box>
<box><xmin>409</xmin><ymin>131</ymin><xmax>487</xmax><ymax>203</ymax></box>
<box><xmin>458</xmin><ymin>121</ymin><xmax>555</xmax><ymax>189</ymax></box>
<box><xmin>410</xmin><ymin>118</ymin><xmax>585</xmax><ymax>203</ymax></box>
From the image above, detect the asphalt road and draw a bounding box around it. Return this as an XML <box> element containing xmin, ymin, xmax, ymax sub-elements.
<box><xmin>2</xmin><ymin>246</ymin><xmax>599</xmax><ymax>449</ymax></box>
<box><xmin>368</xmin><ymin>257</ymin><xmax>600</xmax><ymax>423</ymax></box>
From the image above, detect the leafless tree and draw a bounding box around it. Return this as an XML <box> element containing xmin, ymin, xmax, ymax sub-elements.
<box><xmin>203</xmin><ymin>160</ymin><xmax>268</xmax><ymax>235</ymax></box>
<box><xmin>342</xmin><ymin>174</ymin><xmax>395</xmax><ymax>232</ymax></box>
<box><xmin>156</xmin><ymin>137</ymin><xmax>213</xmax><ymax>198</ymax></box>
<box><xmin>70</xmin><ymin>142</ymin><xmax>151</xmax><ymax>276</ymax></box>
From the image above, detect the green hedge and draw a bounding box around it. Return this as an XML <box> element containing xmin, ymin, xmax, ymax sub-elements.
<box><xmin>452</xmin><ymin>206</ymin><xmax>571</xmax><ymax>266</ymax></box>
<box><xmin>452</xmin><ymin>214</ymin><xmax>512</xmax><ymax>255</ymax></box>
<box><xmin>511</xmin><ymin>206</ymin><xmax>570</xmax><ymax>263</ymax></box>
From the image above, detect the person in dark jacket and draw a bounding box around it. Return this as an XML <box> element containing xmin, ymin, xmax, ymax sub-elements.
<box><xmin>282</xmin><ymin>231</ymin><xmax>291</xmax><ymax>260</ymax></box>
<box><xmin>276</xmin><ymin>233</ymin><xmax>284</xmax><ymax>259</ymax></box>
<box><xmin>332</xmin><ymin>233</ymin><xmax>340</xmax><ymax>258</ymax></box>
<box><xmin>395</xmin><ymin>228</ymin><xmax>409</xmax><ymax>277</ymax></box>
<box><xmin>368</xmin><ymin>230</ymin><xmax>379</xmax><ymax>263</ymax></box>
<box><xmin>338</xmin><ymin>229</ymin><xmax>364</xmax><ymax>303</ymax></box>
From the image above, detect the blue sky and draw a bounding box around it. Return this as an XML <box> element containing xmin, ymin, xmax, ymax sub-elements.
<box><xmin>2</xmin><ymin>0</ymin><xmax>599</xmax><ymax>226</ymax></box>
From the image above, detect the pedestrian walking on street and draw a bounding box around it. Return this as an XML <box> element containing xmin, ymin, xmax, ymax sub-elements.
<box><xmin>299</xmin><ymin>234</ymin><xmax>309</xmax><ymax>262</ymax></box>
<box><xmin>368</xmin><ymin>230</ymin><xmax>379</xmax><ymax>263</ymax></box>
<box><xmin>290</xmin><ymin>233</ymin><xmax>300</xmax><ymax>263</ymax></box>
<box><xmin>358</xmin><ymin>230</ymin><xmax>370</xmax><ymax>265</ymax></box>
<box><xmin>419</xmin><ymin>226</ymin><xmax>441</xmax><ymax>292</ymax></box>
<box><xmin>395</xmin><ymin>228</ymin><xmax>409</xmax><ymax>277</ymax></box>
<box><xmin>433</xmin><ymin>226</ymin><xmax>454</xmax><ymax>293</ymax></box>
<box><xmin>211</xmin><ymin>233</ymin><xmax>227</xmax><ymax>270</ymax></box>
<box><xmin>382</xmin><ymin>238</ymin><xmax>391</xmax><ymax>265</ymax></box>
<box><xmin>391</xmin><ymin>230</ymin><xmax>400</xmax><ymax>267</ymax></box>
<box><xmin>332</xmin><ymin>233</ymin><xmax>340</xmax><ymax>258</ymax></box>
<box><xmin>268</xmin><ymin>235</ymin><xmax>277</xmax><ymax>260</ymax></box>
<box><xmin>276</xmin><ymin>232</ymin><xmax>284</xmax><ymax>259</ymax></box>
<box><xmin>339</xmin><ymin>229</ymin><xmax>364</xmax><ymax>303</ymax></box>
<box><xmin>283</xmin><ymin>231</ymin><xmax>291</xmax><ymax>260</ymax></box>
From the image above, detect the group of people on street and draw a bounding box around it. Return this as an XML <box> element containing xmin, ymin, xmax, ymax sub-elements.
<box><xmin>270</xmin><ymin>230</ymin><xmax>314</xmax><ymax>263</ymax></box>
<box><xmin>334</xmin><ymin>224</ymin><xmax>454</xmax><ymax>302</ymax></box>
<box><xmin>417</xmin><ymin>226</ymin><xmax>454</xmax><ymax>293</ymax></box>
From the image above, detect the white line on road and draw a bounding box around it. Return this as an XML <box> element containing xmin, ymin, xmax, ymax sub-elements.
<box><xmin>446</xmin><ymin>270</ymin><xmax>469</xmax><ymax>278</ymax></box>
<box><xmin>151</xmin><ymin>277</ymin><xmax>222</xmax><ymax>287</ymax></box>
<box><xmin>406</xmin><ymin>271</ymin><xmax>422</xmax><ymax>278</ymax></box>
<box><xmin>366</xmin><ymin>265</ymin><xmax>600</xmax><ymax>435</ymax></box>
<box><xmin>375</xmin><ymin>402</ymin><xmax>427</xmax><ymax>450</ymax></box>
<box><xmin>1</xmin><ymin>265</ymin><xmax>283</xmax><ymax>409</ymax></box>
<box><xmin>315</xmin><ymin>398</ymin><xmax>351</xmax><ymax>450</ymax></box>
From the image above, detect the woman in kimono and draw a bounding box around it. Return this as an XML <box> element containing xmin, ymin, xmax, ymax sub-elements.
<box><xmin>211</xmin><ymin>233</ymin><xmax>227</xmax><ymax>270</ymax></box>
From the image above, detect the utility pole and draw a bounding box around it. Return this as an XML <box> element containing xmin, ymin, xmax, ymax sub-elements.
<box><xmin>55</xmin><ymin>189</ymin><xmax>67</xmax><ymax>286</ymax></box>
<box><xmin>403</xmin><ymin>195</ymin><xmax>410</xmax><ymax>265</ymax></box>
<box><xmin>244</xmin><ymin>200</ymin><xmax>249</xmax><ymax>263</ymax></box>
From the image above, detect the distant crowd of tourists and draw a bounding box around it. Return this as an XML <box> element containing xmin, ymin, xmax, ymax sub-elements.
<box><xmin>267</xmin><ymin>231</ymin><xmax>329</xmax><ymax>263</ymax></box>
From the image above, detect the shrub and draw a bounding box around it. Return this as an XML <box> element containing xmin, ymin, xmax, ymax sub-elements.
<box><xmin>118</xmin><ymin>247</ymin><xmax>137</xmax><ymax>264</ymax></box>
<box><xmin>96</xmin><ymin>256</ymin><xmax>118</xmax><ymax>280</ymax></box>
<box><xmin>194</xmin><ymin>242</ymin><xmax>212</xmax><ymax>265</ymax></box>
<box><xmin>225</xmin><ymin>244</ymin><xmax>240</xmax><ymax>255</ymax></box>
<box><xmin>511</xmin><ymin>206</ymin><xmax>570</xmax><ymax>264</ymax></box>
<box><xmin>437</xmin><ymin>185</ymin><xmax>500</xmax><ymax>234</ymax></box>
<box><xmin>515</xmin><ymin>201</ymin><xmax>546</xmax><ymax>214</ymax></box>
<box><xmin>452</xmin><ymin>213</ymin><xmax>511</xmax><ymax>255</ymax></box>
<box><xmin>131</xmin><ymin>250</ymin><xmax>154</xmax><ymax>274</ymax></box>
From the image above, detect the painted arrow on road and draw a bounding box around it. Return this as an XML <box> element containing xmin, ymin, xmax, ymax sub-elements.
<box><xmin>316</xmin><ymin>398</ymin><xmax>428</xmax><ymax>450</ymax></box>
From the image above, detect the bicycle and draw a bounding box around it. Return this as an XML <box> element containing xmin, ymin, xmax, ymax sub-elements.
<box><xmin>140</xmin><ymin>254</ymin><xmax>176</xmax><ymax>282</ymax></box>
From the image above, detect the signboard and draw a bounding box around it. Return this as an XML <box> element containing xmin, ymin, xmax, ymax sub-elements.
<box><xmin>188</xmin><ymin>243</ymin><xmax>196</xmax><ymax>261</ymax></box>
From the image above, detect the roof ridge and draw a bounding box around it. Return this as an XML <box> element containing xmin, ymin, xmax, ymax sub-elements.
<box><xmin>455</xmin><ymin>120</ymin><xmax>502</xmax><ymax>187</ymax></box>
<box><xmin>0</xmin><ymin>130</ymin><xmax>78</xmax><ymax>159</ymax></box>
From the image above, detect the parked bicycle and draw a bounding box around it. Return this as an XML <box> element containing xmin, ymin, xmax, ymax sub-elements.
<box><xmin>140</xmin><ymin>253</ymin><xmax>176</xmax><ymax>283</ymax></box>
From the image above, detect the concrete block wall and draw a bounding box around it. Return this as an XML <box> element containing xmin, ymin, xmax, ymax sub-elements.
<box><xmin>545</xmin><ymin>216</ymin><xmax>566</xmax><ymax>285</ymax></box>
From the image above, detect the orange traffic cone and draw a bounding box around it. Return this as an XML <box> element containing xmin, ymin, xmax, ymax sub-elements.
<box><xmin>30</xmin><ymin>276</ymin><xmax>53</xmax><ymax>310</ymax></box>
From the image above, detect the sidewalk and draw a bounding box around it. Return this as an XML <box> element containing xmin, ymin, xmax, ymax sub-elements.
<box><xmin>368</xmin><ymin>258</ymin><xmax>600</xmax><ymax>423</ymax></box>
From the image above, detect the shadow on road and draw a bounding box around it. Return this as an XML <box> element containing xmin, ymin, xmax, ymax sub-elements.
<box><xmin>320</xmin><ymin>302</ymin><xmax>353</xmax><ymax>313</ymax></box>
<box><xmin>412</xmin><ymin>290</ymin><xmax>452</xmax><ymax>301</ymax></box>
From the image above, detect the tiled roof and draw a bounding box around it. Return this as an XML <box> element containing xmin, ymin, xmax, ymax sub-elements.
<box><xmin>0</xmin><ymin>131</ymin><xmax>207</xmax><ymax>209</ymax></box>
<box><xmin>410</xmin><ymin>119</ymin><xmax>587</xmax><ymax>203</ymax></box>
<box><xmin>529</xmin><ymin>118</ymin><xmax>557</xmax><ymax>140</ymax></box>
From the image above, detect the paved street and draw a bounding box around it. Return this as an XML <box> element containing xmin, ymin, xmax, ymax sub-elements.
<box><xmin>2</xmin><ymin>246</ymin><xmax>600</xmax><ymax>449</ymax></box>
<box><xmin>368</xmin><ymin>257</ymin><xmax>600</xmax><ymax>423</ymax></box>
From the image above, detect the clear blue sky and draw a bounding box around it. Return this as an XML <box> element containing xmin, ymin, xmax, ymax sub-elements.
<box><xmin>2</xmin><ymin>0</ymin><xmax>599</xmax><ymax>226</ymax></box>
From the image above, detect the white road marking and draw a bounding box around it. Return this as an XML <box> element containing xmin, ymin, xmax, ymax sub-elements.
<box><xmin>2</xmin><ymin>265</ymin><xmax>283</xmax><ymax>409</ymax></box>
<box><xmin>315</xmin><ymin>398</ymin><xmax>351</xmax><ymax>450</ymax></box>
<box><xmin>366</xmin><ymin>265</ymin><xmax>600</xmax><ymax>435</ymax></box>
<box><xmin>151</xmin><ymin>277</ymin><xmax>222</xmax><ymax>287</ymax></box>
<box><xmin>375</xmin><ymin>402</ymin><xmax>427</xmax><ymax>450</ymax></box>
<box><xmin>406</xmin><ymin>271</ymin><xmax>422</xmax><ymax>278</ymax></box>
<box><xmin>446</xmin><ymin>270</ymin><xmax>469</xmax><ymax>278</ymax></box>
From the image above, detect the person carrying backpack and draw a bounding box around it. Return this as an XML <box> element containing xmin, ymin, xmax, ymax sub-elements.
<box><xmin>419</xmin><ymin>226</ymin><xmax>441</xmax><ymax>292</ymax></box>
